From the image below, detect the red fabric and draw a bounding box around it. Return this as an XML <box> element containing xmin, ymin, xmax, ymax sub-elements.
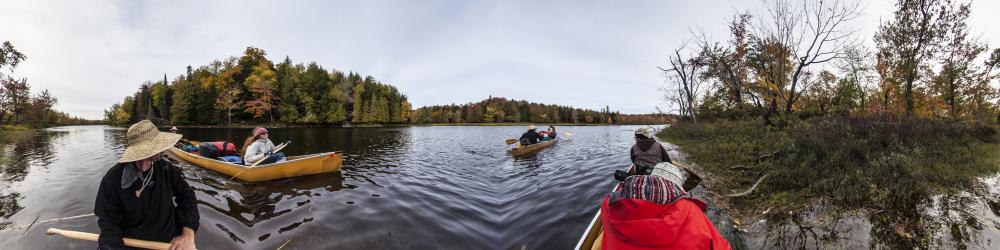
<box><xmin>205</xmin><ymin>141</ymin><xmax>238</xmax><ymax>155</ymax></box>
<box><xmin>600</xmin><ymin>196</ymin><xmax>731</xmax><ymax>250</ymax></box>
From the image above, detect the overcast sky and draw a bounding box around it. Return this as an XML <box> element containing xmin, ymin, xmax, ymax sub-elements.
<box><xmin>1</xmin><ymin>0</ymin><xmax>998</xmax><ymax>120</ymax></box>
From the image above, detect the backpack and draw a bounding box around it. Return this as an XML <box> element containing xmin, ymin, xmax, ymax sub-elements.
<box><xmin>198</xmin><ymin>141</ymin><xmax>238</xmax><ymax>158</ymax></box>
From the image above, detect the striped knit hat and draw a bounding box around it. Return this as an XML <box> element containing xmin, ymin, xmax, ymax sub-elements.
<box><xmin>614</xmin><ymin>175</ymin><xmax>686</xmax><ymax>205</ymax></box>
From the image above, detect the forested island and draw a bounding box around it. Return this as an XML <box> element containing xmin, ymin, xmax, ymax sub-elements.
<box><xmin>103</xmin><ymin>47</ymin><xmax>672</xmax><ymax>126</ymax></box>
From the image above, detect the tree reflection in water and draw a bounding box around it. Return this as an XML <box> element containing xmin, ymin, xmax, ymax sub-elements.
<box><xmin>0</xmin><ymin>130</ymin><xmax>64</xmax><ymax>230</ymax></box>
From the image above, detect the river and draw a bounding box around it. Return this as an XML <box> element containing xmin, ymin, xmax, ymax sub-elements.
<box><xmin>0</xmin><ymin>125</ymin><xmax>739</xmax><ymax>249</ymax></box>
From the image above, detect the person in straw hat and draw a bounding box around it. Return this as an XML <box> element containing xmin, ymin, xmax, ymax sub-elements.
<box><xmin>94</xmin><ymin>120</ymin><xmax>199</xmax><ymax>250</ymax></box>
<box><xmin>630</xmin><ymin>127</ymin><xmax>672</xmax><ymax>175</ymax></box>
<box><xmin>518</xmin><ymin>125</ymin><xmax>542</xmax><ymax>146</ymax></box>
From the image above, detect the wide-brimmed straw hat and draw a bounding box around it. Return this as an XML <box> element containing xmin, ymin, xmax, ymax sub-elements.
<box><xmin>118</xmin><ymin>120</ymin><xmax>182</xmax><ymax>163</ymax></box>
<box><xmin>635</xmin><ymin>127</ymin><xmax>653</xmax><ymax>138</ymax></box>
<box><xmin>528</xmin><ymin>125</ymin><xmax>537</xmax><ymax>130</ymax></box>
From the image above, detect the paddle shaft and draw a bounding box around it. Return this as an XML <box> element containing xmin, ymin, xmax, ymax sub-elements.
<box><xmin>250</xmin><ymin>142</ymin><xmax>289</xmax><ymax>167</ymax></box>
<box><xmin>229</xmin><ymin>142</ymin><xmax>290</xmax><ymax>181</ymax></box>
<box><xmin>46</xmin><ymin>228</ymin><xmax>179</xmax><ymax>250</ymax></box>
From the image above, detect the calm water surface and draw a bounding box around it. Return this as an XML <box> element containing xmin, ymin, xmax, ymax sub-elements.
<box><xmin>0</xmin><ymin>125</ymin><xmax>737</xmax><ymax>249</ymax></box>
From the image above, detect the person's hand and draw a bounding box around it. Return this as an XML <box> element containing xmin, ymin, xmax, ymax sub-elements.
<box><xmin>266</xmin><ymin>149</ymin><xmax>274</xmax><ymax>156</ymax></box>
<box><xmin>169</xmin><ymin>228</ymin><xmax>196</xmax><ymax>250</ymax></box>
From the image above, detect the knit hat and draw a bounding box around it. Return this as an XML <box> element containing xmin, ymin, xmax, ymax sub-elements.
<box><xmin>253</xmin><ymin>127</ymin><xmax>268</xmax><ymax>137</ymax></box>
<box><xmin>615</xmin><ymin>175</ymin><xmax>686</xmax><ymax>205</ymax></box>
<box><xmin>118</xmin><ymin>120</ymin><xmax>182</xmax><ymax>163</ymax></box>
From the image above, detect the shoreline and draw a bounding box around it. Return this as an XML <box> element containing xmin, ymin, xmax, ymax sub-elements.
<box><xmin>148</xmin><ymin>123</ymin><xmax>672</xmax><ymax>129</ymax></box>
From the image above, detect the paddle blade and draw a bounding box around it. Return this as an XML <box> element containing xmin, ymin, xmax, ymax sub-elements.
<box><xmin>505</xmin><ymin>138</ymin><xmax>518</xmax><ymax>145</ymax></box>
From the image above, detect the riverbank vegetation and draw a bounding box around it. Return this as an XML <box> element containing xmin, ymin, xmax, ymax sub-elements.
<box><xmin>104</xmin><ymin>48</ymin><xmax>673</xmax><ymax>127</ymax></box>
<box><xmin>657</xmin><ymin>0</ymin><xmax>1000</xmax><ymax>248</ymax></box>
<box><xmin>0</xmin><ymin>41</ymin><xmax>97</xmax><ymax>129</ymax></box>
<box><xmin>411</xmin><ymin>97</ymin><xmax>675</xmax><ymax>124</ymax></box>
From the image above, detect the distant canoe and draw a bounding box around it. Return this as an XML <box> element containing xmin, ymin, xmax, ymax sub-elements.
<box><xmin>511</xmin><ymin>139</ymin><xmax>557</xmax><ymax>157</ymax></box>
<box><xmin>166</xmin><ymin>147</ymin><xmax>343</xmax><ymax>182</ymax></box>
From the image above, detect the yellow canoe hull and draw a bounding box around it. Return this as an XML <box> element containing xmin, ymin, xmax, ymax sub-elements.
<box><xmin>511</xmin><ymin>139</ymin><xmax>557</xmax><ymax>157</ymax></box>
<box><xmin>575</xmin><ymin>165</ymin><xmax>635</xmax><ymax>250</ymax></box>
<box><xmin>167</xmin><ymin>147</ymin><xmax>343</xmax><ymax>182</ymax></box>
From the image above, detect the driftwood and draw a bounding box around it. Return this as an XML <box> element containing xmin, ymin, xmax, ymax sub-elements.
<box><xmin>726</xmin><ymin>173</ymin><xmax>770</xmax><ymax>197</ymax></box>
<box><xmin>756</xmin><ymin>148</ymin><xmax>785</xmax><ymax>163</ymax></box>
<box><xmin>730</xmin><ymin>165</ymin><xmax>754</xmax><ymax>171</ymax></box>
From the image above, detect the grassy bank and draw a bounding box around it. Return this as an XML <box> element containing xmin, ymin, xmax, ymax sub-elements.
<box><xmin>660</xmin><ymin>116</ymin><xmax>1000</xmax><ymax>248</ymax></box>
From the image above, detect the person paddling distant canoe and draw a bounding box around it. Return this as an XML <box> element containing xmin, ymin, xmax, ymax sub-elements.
<box><xmin>545</xmin><ymin>125</ymin><xmax>557</xmax><ymax>140</ymax></box>
<box><xmin>242</xmin><ymin>127</ymin><xmax>286</xmax><ymax>166</ymax></box>
<box><xmin>95</xmin><ymin>120</ymin><xmax>199</xmax><ymax>250</ymax></box>
<box><xmin>519</xmin><ymin>125</ymin><xmax>541</xmax><ymax>146</ymax></box>
<box><xmin>630</xmin><ymin>127</ymin><xmax>672</xmax><ymax>175</ymax></box>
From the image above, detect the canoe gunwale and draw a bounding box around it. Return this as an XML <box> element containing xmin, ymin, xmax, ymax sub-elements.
<box><xmin>574</xmin><ymin>164</ymin><xmax>635</xmax><ymax>250</ymax></box>
<box><xmin>166</xmin><ymin>147</ymin><xmax>342</xmax><ymax>182</ymax></box>
<box><xmin>168</xmin><ymin>148</ymin><xmax>338</xmax><ymax>170</ymax></box>
<box><xmin>511</xmin><ymin>139</ymin><xmax>557</xmax><ymax>157</ymax></box>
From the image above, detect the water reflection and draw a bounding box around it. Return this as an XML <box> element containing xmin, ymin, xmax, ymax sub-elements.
<box><xmin>0</xmin><ymin>129</ymin><xmax>68</xmax><ymax>231</ymax></box>
<box><xmin>13</xmin><ymin>125</ymin><xmax>998</xmax><ymax>249</ymax></box>
<box><xmin>749</xmin><ymin>175</ymin><xmax>1000</xmax><ymax>249</ymax></box>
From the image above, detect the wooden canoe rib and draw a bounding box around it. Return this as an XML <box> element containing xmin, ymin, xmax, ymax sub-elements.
<box><xmin>167</xmin><ymin>147</ymin><xmax>343</xmax><ymax>182</ymax></box>
<box><xmin>511</xmin><ymin>139</ymin><xmax>557</xmax><ymax>157</ymax></box>
<box><xmin>574</xmin><ymin>164</ymin><xmax>634</xmax><ymax>250</ymax></box>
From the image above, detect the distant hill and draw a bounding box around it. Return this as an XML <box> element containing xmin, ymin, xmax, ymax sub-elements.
<box><xmin>411</xmin><ymin>96</ymin><xmax>676</xmax><ymax>125</ymax></box>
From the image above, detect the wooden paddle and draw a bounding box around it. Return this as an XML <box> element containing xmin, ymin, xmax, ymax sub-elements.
<box><xmin>46</xmin><ymin>228</ymin><xmax>182</xmax><ymax>250</ymax></box>
<box><xmin>249</xmin><ymin>141</ymin><xmax>291</xmax><ymax>167</ymax></box>
<box><xmin>505</xmin><ymin>138</ymin><xmax>518</xmax><ymax>145</ymax></box>
<box><xmin>229</xmin><ymin>141</ymin><xmax>291</xmax><ymax>181</ymax></box>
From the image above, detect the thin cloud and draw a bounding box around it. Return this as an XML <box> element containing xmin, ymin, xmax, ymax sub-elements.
<box><xmin>1</xmin><ymin>0</ymin><xmax>997</xmax><ymax>119</ymax></box>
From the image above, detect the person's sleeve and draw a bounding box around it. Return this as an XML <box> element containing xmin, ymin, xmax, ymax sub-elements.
<box><xmin>94</xmin><ymin>170</ymin><xmax>126</xmax><ymax>249</ymax></box>
<box><xmin>169</xmin><ymin>163</ymin><xmax>200</xmax><ymax>231</ymax></box>
<box><xmin>244</xmin><ymin>142</ymin><xmax>264</xmax><ymax>164</ymax></box>
<box><xmin>630</xmin><ymin>149</ymin><xmax>636</xmax><ymax>164</ymax></box>
<box><xmin>661</xmin><ymin>144</ymin><xmax>672</xmax><ymax>163</ymax></box>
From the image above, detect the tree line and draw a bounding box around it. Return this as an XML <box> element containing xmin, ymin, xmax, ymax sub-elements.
<box><xmin>104</xmin><ymin>47</ymin><xmax>411</xmax><ymax>126</ymax></box>
<box><xmin>106</xmin><ymin>47</ymin><xmax>673</xmax><ymax>126</ymax></box>
<box><xmin>0</xmin><ymin>41</ymin><xmax>98</xmax><ymax>128</ymax></box>
<box><xmin>410</xmin><ymin>96</ymin><xmax>674</xmax><ymax>124</ymax></box>
<box><xmin>661</xmin><ymin>0</ymin><xmax>1000</xmax><ymax>124</ymax></box>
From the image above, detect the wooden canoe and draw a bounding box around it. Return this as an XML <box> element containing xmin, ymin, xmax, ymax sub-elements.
<box><xmin>574</xmin><ymin>164</ymin><xmax>633</xmax><ymax>250</ymax></box>
<box><xmin>166</xmin><ymin>147</ymin><xmax>343</xmax><ymax>182</ymax></box>
<box><xmin>511</xmin><ymin>139</ymin><xmax>557</xmax><ymax>157</ymax></box>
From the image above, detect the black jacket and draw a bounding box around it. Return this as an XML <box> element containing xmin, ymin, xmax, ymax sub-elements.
<box><xmin>94</xmin><ymin>159</ymin><xmax>199</xmax><ymax>249</ymax></box>
<box><xmin>520</xmin><ymin>130</ymin><xmax>541</xmax><ymax>145</ymax></box>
